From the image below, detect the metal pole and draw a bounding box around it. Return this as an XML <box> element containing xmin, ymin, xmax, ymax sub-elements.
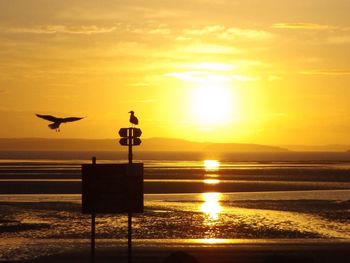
<box><xmin>128</xmin><ymin>128</ymin><xmax>133</xmax><ymax>263</ymax></box>
<box><xmin>91</xmin><ymin>157</ymin><xmax>96</xmax><ymax>263</ymax></box>
<box><xmin>128</xmin><ymin>128</ymin><xmax>133</xmax><ymax>164</ymax></box>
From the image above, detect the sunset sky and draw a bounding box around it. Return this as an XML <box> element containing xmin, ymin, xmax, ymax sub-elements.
<box><xmin>1</xmin><ymin>0</ymin><xmax>350</xmax><ymax>145</ymax></box>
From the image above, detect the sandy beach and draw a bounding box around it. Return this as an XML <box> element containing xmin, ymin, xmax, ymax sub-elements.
<box><xmin>1</xmin><ymin>159</ymin><xmax>349</xmax><ymax>262</ymax></box>
<box><xmin>16</xmin><ymin>240</ymin><xmax>350</xmax><ymax>263</ymax></box>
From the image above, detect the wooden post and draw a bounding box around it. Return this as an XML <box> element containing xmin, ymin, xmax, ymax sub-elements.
<box><xmin>128</xmin><ymin>129</ymin><xmax>133</xmax><ymax>263</ymax></box>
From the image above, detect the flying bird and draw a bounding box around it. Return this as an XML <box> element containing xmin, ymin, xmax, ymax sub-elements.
<box><xmin>36</xmin><ymin>114</ymin><xmax>84</xmax><ymax>132</ymax></box>
<box><xmin>129</xmin><ymin>111</ymin><xmax>139</xmax><ymax>126</ymax></box>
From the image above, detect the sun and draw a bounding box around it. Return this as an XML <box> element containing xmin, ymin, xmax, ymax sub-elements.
<box><xmin>190</xmin><ymin>78</ymin><xmax>234</xmax><ymax>126</ymax></box>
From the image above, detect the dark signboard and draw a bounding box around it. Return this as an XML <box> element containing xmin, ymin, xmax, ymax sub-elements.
<box><xmin>119</xmin><ymin>128</ymin><xmax>142</xmax><ymax>146</ymax></box>
<box><xmin>82</xmin><ymin>163</ymin><xmax>143</xmax><ymax>214</ymax></box>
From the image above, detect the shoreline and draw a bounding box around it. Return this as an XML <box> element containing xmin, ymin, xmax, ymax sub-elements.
<box><xmin>0</xmin><ymin>189</ymin><xmax>350</xmax><ymax>202</ymax></box>
<box><xmin>1</xmin><ymin>180</ymin><xmax>349</xmax><ymax>194</ymax></box>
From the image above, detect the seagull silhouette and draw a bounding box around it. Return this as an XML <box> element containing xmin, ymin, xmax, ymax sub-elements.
<box><xmin>129</xmin><ymin>111</ymin><xmax>139</xmax><ymax>126</ymax></box>
<box><xmin>36</xmin><ymin>114</ymin><xmax>84</xmax><ymax>132</ymax></box>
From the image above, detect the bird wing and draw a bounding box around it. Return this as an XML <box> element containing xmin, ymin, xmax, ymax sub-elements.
<box><xmin>61</xmin><ymin>117</ymin><xmax>84</xmax><ymax>123</ymax></box>
<box><xmin>36</xmin><ymin>114</ymin><xmax>59</xmax><ymax>122</ymax></box>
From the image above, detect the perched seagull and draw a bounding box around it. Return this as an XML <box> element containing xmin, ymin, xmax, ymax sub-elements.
<box><xmin>129</xmin><ymin>111</ymin><xmax>139</xmax><ymax>126</ymax></box>
<box><xmin>36</xmin><ymin>114</ymin><xmax>84</xmax><ymax>132</ymax></box>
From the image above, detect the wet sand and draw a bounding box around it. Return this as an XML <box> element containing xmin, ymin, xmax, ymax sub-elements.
<box><xmin>1</xmin><ymin>160</ymin><xmax>350</xmax><ymax>195</ymax></box>
<box><xmin>0</xmin><ymin>196</ymin><xmax>349</xmax><ymax>262</ymax></box>
<box><xmin>21</xmin><ymin>240</ymin><xmax>350</xmax><ymax>263</ymax></box>
<box><xmin>1</xmin><ymin>179</ymin><xmax>350</xmax><ymax>194</ymax></box>
<box><xmin>1</xmin><ymin>160</ymin><xmax>349</xmax><ymax>262</ymax></box>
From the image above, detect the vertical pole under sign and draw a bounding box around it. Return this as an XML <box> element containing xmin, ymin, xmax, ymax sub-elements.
<box><xmin>128</xmin><ymin>128</ymin><xmax>133</xmax><ymax>263</ymax></box>
<box><xmin>128</xmin><ymin>128</ymin><xmax>133</xmax><ymax>164</ymax></box>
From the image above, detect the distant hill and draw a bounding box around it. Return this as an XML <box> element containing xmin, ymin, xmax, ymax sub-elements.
<box><xmin>282</xmin><ymin>144</ymin><xmax>350</xmax><ymax>152</ymax></box>
<box><xmin>0</xmin><ymin>138</ymin><xmax>289</xmax><ymax>152</ymax></box>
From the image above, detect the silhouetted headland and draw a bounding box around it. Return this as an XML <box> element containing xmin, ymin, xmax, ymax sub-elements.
<box><xmin>0</xmin><ymin>137</ymin><xmax>288</xmax><ymax>152</ymax></box>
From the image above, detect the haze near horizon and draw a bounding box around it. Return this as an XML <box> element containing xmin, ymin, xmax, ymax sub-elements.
<box><xmin>1</xmin><ymin>1</ymin><xmax>350</xmax><ymax>145</ymax></box>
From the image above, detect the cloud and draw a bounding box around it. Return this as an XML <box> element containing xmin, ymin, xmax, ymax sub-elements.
<box><xmin>180</xmin><ymin>25</ymin><xmax>275</xmax><ymax>41</ymax></box>
<box><xmin>231</xmin><ymin>75</ymin><xmax>260</xmax><ymax>82</ymax></box>
<box><xmin>183</xmin><ymin>62</ymin><xmax>237</xmax><ymax>71</ymax></box>
<box><xmin>165</xmin><ymin>71</ymin><xmax>230</xmax><ymax>82</ymax></box>
<box><xmin>177</xmin><ymin>43</ymin><xmax>240</xmax><ymax>55</ymax></box>
<box><xmin>164</xmin><ymin>71</ymin><xmax>208</xmax><ymax>81</ymax></box>
<box><xmin>183</xmin><ymin>25</ymin><xmax>225</xmax><ymax>36</ymax></box>
<box><xmin>272</xmin><ymin>23</ymin><xmax>336</xmax><ymax>30</ymax></box>
<box><xmin>164</xmin><ymin>71</ymin><xmax>259</xmax><ymax>83</ymax></box>
<box><xmin>220</xmin><ymin>27</ymin><xmax>275</xmax><ymax>41</ymax></box>
<box><xmin>300</xmin><ymin>70</ymin><xmax>350</xmax><ymax>76</ymax></box>
<box><xmin>4</xmin><ymin>25</ymin><xmax>117</xmax><ymax>34</ymax></box>
<box><xmin>127</xmin><ymin>24</ymin><xmax>172</xmax><ymax>35</ymax></box>
<box><xmin>147</xmin><ymin>27</ymin><xmax>171</xmax><ymax>35</ymax></box>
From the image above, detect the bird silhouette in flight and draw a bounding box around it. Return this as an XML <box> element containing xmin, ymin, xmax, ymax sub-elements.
<box><xmin>129</xmin><ymin>111</ymin><xmax>139</xmax><ymax>127</ymax></box>
<box><xmin>36</xmin><ymin>114</ymin><xmax>84</xmax><ymax>132</ymax></box>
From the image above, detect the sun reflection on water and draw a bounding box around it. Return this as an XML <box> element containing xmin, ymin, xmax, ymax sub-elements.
<box><xmin>203</xmin><ymin>160</ymin><xmax>220</xmax><ymax>171</ymax></box>
<box><xmin>201</xmin><ymin>192</ymin><xmax>222</xmax><ymax>221</ymax></box>
<box><xmin>203</xmin><ymin>179</ymin><xmax>220</xmax><ymax>184</ymax></box>
<box><xmin>197</xmin><ymin>238</ymin><xmax>231</xmax><ymax>244</ymax></box>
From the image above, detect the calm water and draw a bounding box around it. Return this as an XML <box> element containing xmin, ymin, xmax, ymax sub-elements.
<box><xmin>0</xmin><ymin>151</ymin><xmax>350</xmax><ymax>260</ymax></box>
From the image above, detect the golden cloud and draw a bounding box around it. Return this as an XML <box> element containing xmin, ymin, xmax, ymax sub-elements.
<box><xmin>181</xmin><ymin>25</ymin><xmax>275</xmax><ymax>41</ymax></box>
<box><xmin>300</xmin><ymin>70</ymin><xmax>350</xmax><ymax>75</ymax></box>
<box><xmin>272</xmin><ymin>23</ymin><xmax>336</xmax><ymax>30</ymax></box>
<box><xmin>4</xmin><ymin>25</ymin><xmax>117</xmax><ymax>34</ymax></box>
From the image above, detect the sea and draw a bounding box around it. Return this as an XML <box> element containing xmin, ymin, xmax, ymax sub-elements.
<box><xmin>0</xmin><ymin>151</ymin><xmax>349</xmax><ymax>260</ymax></box>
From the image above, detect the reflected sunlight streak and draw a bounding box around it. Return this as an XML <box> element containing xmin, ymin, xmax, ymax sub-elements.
<box><xmin>204</xmin><ymin>160</ymin><xmax>220</xmax><ymax>171</ymax></box>
<box><xmin>203</xmin><ymin>179</ymin><xmax>220</xmax><ymax>184</ymax></box>
<box><xmin>197</xmin><ymin>238</ymin><xmax>231</xmax><ymax>244</ymax></box>
<box><xmin>201</xmin><ymin>192</ymin><xmax>222</xmax><ymax>221</ymax></box>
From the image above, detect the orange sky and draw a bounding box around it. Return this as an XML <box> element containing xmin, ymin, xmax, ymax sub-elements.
<box><xmin>1</xmin><ymin>0</ymin><xmax>350</xmax><ymax>145</ymax></box>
